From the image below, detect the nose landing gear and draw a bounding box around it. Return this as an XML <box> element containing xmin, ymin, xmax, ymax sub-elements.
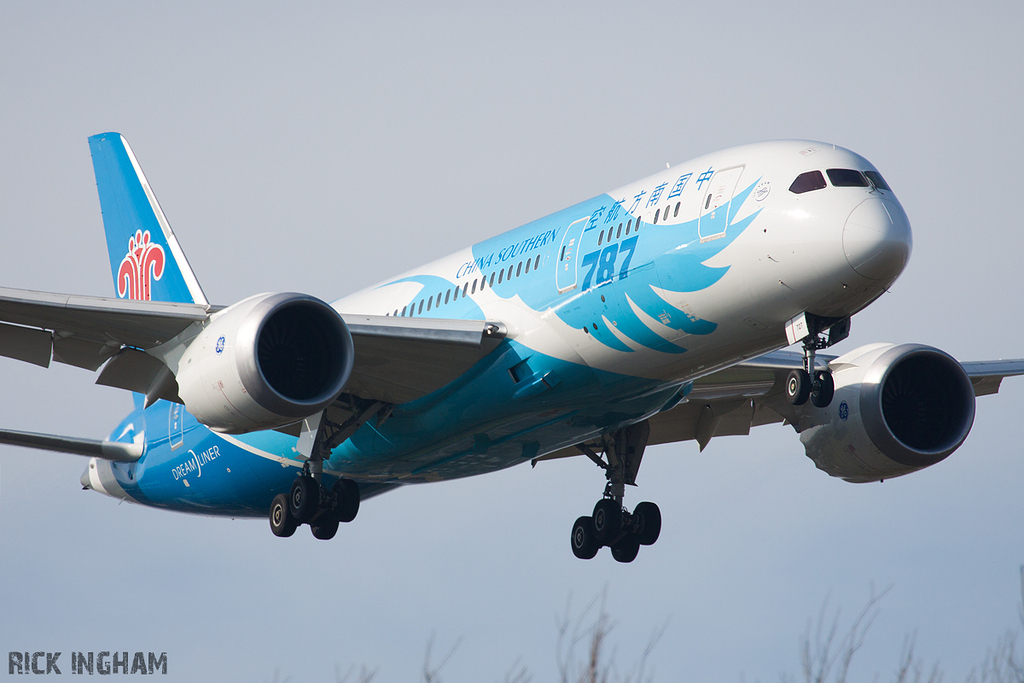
<box><xmin>784</xmin><ymin>314</ymin><xmax>849</xmax><ymax>408</ymax></box>
<box><xmin>570</xmin><ymin>421</ymin><xmax>660</xmax><ymax>563</ymax></box>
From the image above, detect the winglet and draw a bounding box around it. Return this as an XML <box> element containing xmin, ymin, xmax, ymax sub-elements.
<box><xmin>88</xmin><ymin>133</ymin><xmax>208</xmax><ymax>306</ymax></box>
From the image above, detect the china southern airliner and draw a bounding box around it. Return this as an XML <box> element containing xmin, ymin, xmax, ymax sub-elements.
<box><xmin>0</xmin><ymin>133</ymin><xmax>1019</xmax><ymax>562</ymax></box>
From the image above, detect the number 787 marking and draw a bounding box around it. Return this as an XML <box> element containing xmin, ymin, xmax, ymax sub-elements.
<box><xmin>581</xmin><ymin>236</ymin><xmax>638</xmax><ymax>290</ymax></box>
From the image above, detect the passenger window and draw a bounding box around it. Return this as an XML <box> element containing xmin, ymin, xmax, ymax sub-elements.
<box><xmin>418</xmin><ymin>300</ymin><xmax>424</xmax><ymax>314</ymax></box>
<box><xmin>789</xmin><ymin>170</ymin><xmax>827</xmax><ymax>194</ymax></box>
<box><xmin>616</xmin><ymin>223</ymin><xmax>622</xmax><ymax>239</ymax></box>
<box><xmin>470</xmin><ymin>280</ymin><xmax>476</xmax><ymax>294</ymax></box>
<box><xmin>490</xmin><ymin>272</ymin><xmax>496</xmax><ymax>286</ymax></box>
<box><xmin>498</xmin><ymin>269</ymin><xmax>504</xmax><ymax>284</ymax></box>
<box><xmin>516</xmin><ymin>261</ymin><xmax>523</xmax><ymax>277</ymax></box>
<box><xmin>826</xmin><ymin>169</ymin><xmax>869</xmax><ymax>187</ymax></box>
<box><xmin>480</xmin><ymin>276</ymin><xmax>487</xmax><ymax>290</ymax></box>
<box><xmin>598</xmin><ymin>231</ymin><xmax>604</xmax><ymax>246</ymax></box>
<box><xmin>525</xmin><ymin>258</ymin><xmax>531</xmax><ymax>274</ymax></box>
<box><xmin>445</xmin><ymin>290</ymin><xmax>451</xmax><ymax>304</ymax></box>
<box><xmin>607</xmin><ymin>227</ymin><xmax>614</xmax><ymax>243</ymax></box>
<box><xmin>463</xmin><ymin>282</ymin><xmax>469</xmax><ymax>296</ymax></box>
<box><xmin>427</xmin><ymin>296</ymin><xmax>432</xmax><ymax>311</ymax></box>
<box><xmin>674</xmin><ymin>201</ymin><xmax>680</xmax><ymax>217</ymax></box>
<box><xmin>654</xmin><ymin>208</ymin><xmax>661</xmax><ymax>224</ymax></box>
<box><xmin>401</xmin><ymin>305</ymin><xmax>407</xmax><ymax>316</ymax></box>
<box><xmin>864</xmin><ymin>170</ymin><xmax>891</xmax><ymax>191</ymax></box>
<box><xmin>534</xmin><ymin>255</ymin><xmax>540</xmax><ymax>271</ymax></box>
<box><xmin>507</xmin><ymin>265</ymin><xmax>514</xmax><ymax>280</ymax></box>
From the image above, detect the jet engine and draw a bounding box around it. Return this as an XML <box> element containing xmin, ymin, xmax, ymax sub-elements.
<box><xmin>796</xmin><ymin>343</ymin><xmax>976</xmax><ymax>482</ymax></box>
<box><xmin>174</xmin><ymin>292</ymin><xmax>354</xmax><ymax>434</ymax></box>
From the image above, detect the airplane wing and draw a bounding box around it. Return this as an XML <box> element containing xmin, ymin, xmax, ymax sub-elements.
<box><xmin>0</xmin><ymin>287</ymin><xmax>507</xmax><ymax>405</ymax></box>
<box><xmin>535</xmin><ymin>349</ymin><xmax>1024</xmax><ymax>462</ymax></box>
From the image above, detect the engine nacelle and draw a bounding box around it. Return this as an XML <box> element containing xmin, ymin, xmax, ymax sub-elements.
<box><xmin>797</xmin><ymin>343</ymin><xmax>976</xmax><ymax>482</ymax></box>
<box><xmin>174</xmin><ymin>293</ymin><xmax>354</xmax><ymax>434</ymax></box>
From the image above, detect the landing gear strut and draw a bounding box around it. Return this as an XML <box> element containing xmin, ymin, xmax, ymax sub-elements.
<box><xmin>570</xmin><ymin>421</ymin><xmax>661</xmax><ymax>563</ymax></box>
<box><xmin>785</xmin><ymin>314</ymin><xmax>849</xmax><ymax>408</ymax></box>
<box><xmin>268</xmin><ymin>397</ymin><xmax>385</xmax><ymax>540</ymax></box>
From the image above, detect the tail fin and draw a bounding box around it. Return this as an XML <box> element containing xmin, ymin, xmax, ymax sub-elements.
<box><xmin>88</xmin><ymin>133</ymin><xmax>208</xmax><ymax>305</ymax></box>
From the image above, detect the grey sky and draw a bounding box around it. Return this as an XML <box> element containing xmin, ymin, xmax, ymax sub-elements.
<box><xmin>1</xmin><ymin>2</ymin><xmax>1023</xmax><ymax>680</ymax></box>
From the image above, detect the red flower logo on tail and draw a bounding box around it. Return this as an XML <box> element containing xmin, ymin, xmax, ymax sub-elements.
<box><xmin>117</xmin><ymin>230</ymin><xmax>166</xmax><ymax>300</ymax></box>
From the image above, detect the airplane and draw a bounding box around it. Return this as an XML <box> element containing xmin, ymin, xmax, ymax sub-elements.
<box><xmin>0</xmin><ymin>133</ymin><xmax>1020</xmax><ymax>563</ymax></box>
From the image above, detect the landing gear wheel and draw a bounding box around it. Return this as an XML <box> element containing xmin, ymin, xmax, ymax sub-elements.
<box><xmin>311</xmin><ymin>518</ymin><xmax>340</xmax><ymax>540</ymax></box>
<box><xmin>633</xmin><ymin>501</ymin><xmax>661</xmax><ymax>546</ymax></box>
<box><xmin>289</xmin><ymin>475</ymin><xmax>319</xmax><ymax>523</ymax></box>
<box><xmin>332</xmin><ymin>478</ymin><xmax>360</xmax><ymax>523</ymax></box>
<box><xmin>571</xmin><ymin>516</ymin><xmax>599</xmax><ymax>559</ymax></box>
<box><xmin>592</xmin><ymin>499</ymin><xmax>622</xmax><ymax>546</ymax></box>
<box><xmin>269</xmin><ymin>494</ymin><xmax>297</xmax><ymax>537</ymax></box>
<box><xmin>611</xmin><ymin>534</ymin><xmax>640</xmax><ymax>563</ymax></box>
<box><xmin>810</xmin><ymin>370</ymin><xmax>834</xmax><ymax>408</ymax></box>
<box><xmin>786</xmin><ymin>369</ymin><xmax>811</xmax><ymax>406</ymax></box>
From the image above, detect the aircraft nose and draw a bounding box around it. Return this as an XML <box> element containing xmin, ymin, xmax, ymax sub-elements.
<box><xmin>842</xmin><ymin>197</ymin><xmax>912</xmax><ymax>281</ymax></box>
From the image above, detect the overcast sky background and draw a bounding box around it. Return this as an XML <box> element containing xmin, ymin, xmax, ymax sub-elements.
<box><xmin>1</xmin><ymin>2</ymin><xmax>1023</xmax><ymax>681</ymax></box>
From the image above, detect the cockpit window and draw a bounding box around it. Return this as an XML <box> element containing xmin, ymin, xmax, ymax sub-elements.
<box><xmin>826</xmin><ymin>169</ymin><xmax>869</xmax><ymax>187</ymax></box>
<box><xmin>789</xmin><ymin>170</ymin><xmax>827</xmax><ymax>194</ymax></box>
<box><xmin>864</xmin><ymin>171</ymin><xmax>891</xmax><ymax>191</ymax></box>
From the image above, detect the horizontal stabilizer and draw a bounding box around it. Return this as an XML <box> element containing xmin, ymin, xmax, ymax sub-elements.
<box><xmin>0</xmin><ymin>428</ymin><xmax>143</xmax><ymax>462</ymax></box>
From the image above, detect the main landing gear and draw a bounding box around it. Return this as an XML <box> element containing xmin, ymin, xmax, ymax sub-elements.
<box><xmin>784</xmin><ymin>314</ymin><xmax>850</xmax><ymax>409</ymax></box>
<box><xmin>570</xmin><ymin>421</ymin><xmax>661</xmax><ymax>563</ymax></box>
<box><xmin>268</xmin><ymin>398</ymin><xmax>386</xmax><ymax>540</ymax></box>
<box><xmin>269</xmin><ymin>468</ymin><xmax>360</xmax><ymax>540</ymax></box>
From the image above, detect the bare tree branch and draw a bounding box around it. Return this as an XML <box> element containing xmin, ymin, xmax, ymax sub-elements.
<box><xmin>422</xmin><ymin>632</ymin><xmax>462</xmax><ymax>683</ymax></box>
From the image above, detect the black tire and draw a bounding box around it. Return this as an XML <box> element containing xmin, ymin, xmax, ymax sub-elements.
<box><xmin>289</xmin><ymin>475</ymin><xmax>319</xmax><ymax>523</ymax></box>
<box><xmin>571</xmin><ymin>516</ymin><xmax>600</xmax><ymax>559</ymax></box>
<box><xmin>332</xmin><ymin>478</ymin><xmax>360</xmax><ymax>523</ymax></box>
<box><xmin>610</xmin><ymin>534</ymin><xmax>640</xmax><ymax>563</ymax></box>
<box><xmin>592</xmin><ymin>499</ymin><xmax>622</xmax><ymax>546</ymax></box>
<box><xmin>269</xmin><ymin>493</ymin><xmax>297</xmax><ymax>537</ymax></box>
<box><xmin>633</xmin><ymin>501</ymin><xmax>662</xmax><ymax>546</ymax></box>
<box><xmin>810</xmin><ymin>370</ymin><xmax>835</xmax><ymax>408</ymax></box>
<box><xmin>786</xmin><ymin>369</ymin><xmax>811</xmax><ymax>406</ymax></box>
<box><xmin>311</xmin><ymin>518</ymin><xmax>340</xmax><ymax>540</ymax></box>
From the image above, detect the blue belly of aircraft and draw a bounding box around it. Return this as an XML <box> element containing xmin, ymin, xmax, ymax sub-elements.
<box><xmin>105</xmin><ymin>340</ymin><xmax>682</xmax><ymax>517</ymax></box>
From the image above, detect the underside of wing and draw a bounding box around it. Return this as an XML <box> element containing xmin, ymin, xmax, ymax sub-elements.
<box><xmin>534</xmin><ymin>348</ymin><xmax>1024</xmax><ymax>464</ymax></box>
<box><xmin>343</xmin><ymin>315</ymin><xmax>506</xmax><ymax>404</ymax></box>
<box><xmin>0</xmin><ymin>286</ymin><xmax>209</xmax><ymax>370</ymax></box>
<box><xmin>0</xmin><ymin>287</ymin><xmax>508</xmax><ymax>410</ymax></box>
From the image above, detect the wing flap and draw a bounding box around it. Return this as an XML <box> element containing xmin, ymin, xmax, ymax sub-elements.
<box><xmin>0</xmin><ymin>321</ymin><xmax>52</xmax><ymax>367</ymax></box>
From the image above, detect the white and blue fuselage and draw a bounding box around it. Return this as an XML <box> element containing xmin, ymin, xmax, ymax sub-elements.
<box><xmin>84</xmin><ymin>140</ymin><xmax>911</xmax><ymax>516</ymax></box>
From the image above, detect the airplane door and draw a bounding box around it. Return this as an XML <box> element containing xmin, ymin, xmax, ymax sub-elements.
<box><xmin>556</xmin><ymin>217</ymin><xmax>589</xmax><ymax>293</ymax></box>
<box><xmin>698</xmin><ymin>166</ymin><xmax>744</xmax><ymax>241</ymax></box>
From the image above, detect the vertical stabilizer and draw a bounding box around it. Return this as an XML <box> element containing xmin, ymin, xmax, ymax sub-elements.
<box><xmin>88</xmin><ymin>133</ymin><xmax>208</xmax><ymax>305</ymax></box>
